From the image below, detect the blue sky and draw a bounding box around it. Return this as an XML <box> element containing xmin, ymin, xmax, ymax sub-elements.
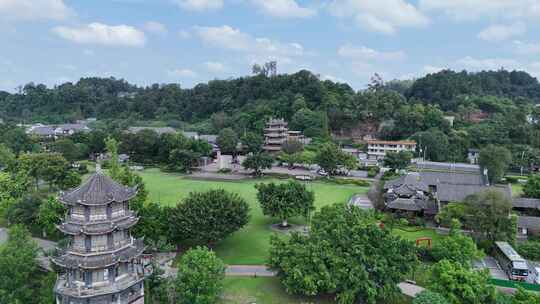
<box><xmin>1</xmin><ymin>0</ymin><xmax>540</xmax><ymax>92</ymax></box>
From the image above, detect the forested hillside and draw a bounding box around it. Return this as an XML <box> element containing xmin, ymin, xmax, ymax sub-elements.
<box><xmin>1</xmin><ymin>69</ymin><xmax>540</xmax><ymax>167</ymax></box>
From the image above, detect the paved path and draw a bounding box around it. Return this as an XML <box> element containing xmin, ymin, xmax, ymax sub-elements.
<box><xmin>348</xmin><ymin>193</ymin><xmax>373</xmax><ymax>209</ymax></box>
<box><xmin>226</xmin><ymin>265</ymin><xmax>275</xmax><ymax>277</ymax></box>
<box><xmin>398</xmin><ymin>282</ymin><xmax>425</xmax><ymax>297</ymax></box>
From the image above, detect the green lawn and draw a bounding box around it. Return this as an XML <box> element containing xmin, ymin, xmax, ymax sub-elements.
<box><xmin>512</xmin><ymin>183</ymin><xmax>524</xmax><ymax>197</ymax></box>
<box><xmin>138</xmin><ymin>168</ymin><xmax>367</xmax><ymax>264</ymax></box>
<box><xmin>220</xmin><ymin>277</ymin><xmax>334</xmax><ymax>304</ymax></box>
<box><xmin>220</xmin><ymin>277</ymin><xmax>412</xmax><ymax>304</ymax></box>
<box><xmin>391</xmin><ymin>226</ymin><xmax>444</xmax><ymax>245</ymax></box>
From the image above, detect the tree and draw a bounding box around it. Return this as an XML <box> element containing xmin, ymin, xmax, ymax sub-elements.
<box><xmin>523</xmin><ymin>174</ymin><xmax>540</xmax><ymax>198</ymax></box>
<box><xmin>242</xmin><ymin>152</ymin><xmax>273</xmax><ymax>176</ymax></box>
<box><xmin>18</xmin><ymin>152</ymin><xmax>71</xmax><ymax>190</ymax></box>
<box><xmin>241</xmin><ymin>132</ymin><xmax>263</xmax><ymax>154</ymax></box>
<box><xmin>50</xmin><ymin>138</ymin><xmax>82</xmax><ymax>162</ymax></box>
<box><xmin>430</xmin><ymin>220</ymin><xmax>484</xmax><ymax>267</ymax></box>
<box><xmin>0</xmin><ymin>225</ymin><xmax>40</xmax><ymax>303</ymax></box>
<box><xmin>174</xmin><ymin>247</ymin><xmax>225</xmax><ymax>304</ymax></box>
<box><xmin>0</xmin><ymin>144</ymin><xmax>15</xmax><ymax>170</ymax></box>
<box><xmin>517</xmin><ymin>241</ymin><xmax>540</xmax><ymax>261</ymax></box>
<box><xmin>105</xmin><ymin>136</ymin><xmax>121</xmax><ymax>180</ymax></box>
<box><xmin>279</xmin><ymin>139</ymin><xmax>304</xmax><ymax>169</ymax></box>
<box><xmin>463</xmin><ymin>190</ymin><xmax>515</xmax><ymax>245</ymax></box>
<box><xmin>511</xmin><ymin>287</ymin><xmax>540</xmax><ymax>304</ymax></box>
<box><xmin>168</xmin><ymin>149</ymin><xmax>200</xmax><ymax>173</ymax></box>
<box><xmin>268</xmin><ymin>204</ymin><xmax>418</xmax><ymax>304</ymax></box>
<box><xmin>479</xmin><ymin>145</ymin><xmax>512</xmax><ymax>184</ymax></box>
<box><xmin>256</xmin><ymin>181</ymin><xmax>315</xmax><ymax>227</ymax></box>
<box><xmin>6</xmin><ymin>194</ymin><xmax>43</xmax><ymax>229</ymax></box>
<box><xmin>413</xmin><ymin>290</ymin><xmax>449</xmax><ymax>304</ymax></box>
<box><xmin>315</xmin><ymin>142</ymin><xmax>357</xmax><ymax>176</ymax></box>
<box><xmin>429</xmin><ymin>260</ymin><xmax>496</xmax><ymax>304</ymax></box>
<box><xmin>37</xmin><ymin>197</ymin><xmax>66</xmax><ymax>238</ymax></box>
<box><xmin>169</xmin><ymin>189</ymin><xmax>250</xmax><ymax>247</ymax></box>
<box><xmin>383</xmin><ymin>151</ymin><xmax>413</xmax><ymax>170</ymax></box>
<box><xmin>217</xmin><ymin>128</ymin><xmax>238</xmax><ymax>154</ymax></box>
<box><xmin>413</xmin><ymin>128</ymin><xmax>449</xmax><ymax>162</ymax></box>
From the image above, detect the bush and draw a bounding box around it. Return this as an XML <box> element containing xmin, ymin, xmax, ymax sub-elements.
<box><xmin>327</xmin><ymin>178</ymin><xmax>371</xmax><ymax>187</ymax></box>
<box><xmin>413</xmin><ymin>290</ymin><xmax>449</xmax><ymax>304</ymax></box>
<box><xmin>517</xmin><ymin>241</ymin><xmax>540</xmax><ymax>261</ymax></box>
<box><xmin>217</xmin><ymin>168</ymin><xmax>232</xmax><ymax>174</ymax></box>
<box><xmin>368</xmin><ymin>166</ymin><xmax>380</xmax><ymax>178</ymax></box>
<box><xmin>504</xmin><ymin>176</ymin><xmax>519</xmax><ymax>184</ymax></box>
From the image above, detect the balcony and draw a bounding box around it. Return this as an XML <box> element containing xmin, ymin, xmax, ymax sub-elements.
<box><xmin>55</xmin><ymin>273</ymin><xmax>144</xmax><ymax>299</ymax></box>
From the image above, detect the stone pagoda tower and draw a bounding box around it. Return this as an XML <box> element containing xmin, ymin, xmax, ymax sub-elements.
<box><xmin>263</xmin><ymin>118</ymin><xmax>289</xmax><ymax>153</ymax></box>
<box><xmin>52</xmin><ymin>170</ymin><xmax>145</xmax><ymax>304</ymax></box>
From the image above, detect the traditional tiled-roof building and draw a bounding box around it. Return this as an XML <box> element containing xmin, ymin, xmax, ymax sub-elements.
<box><xmin>52</xmin><ymin>171</ymin><xmax>145</xmax><ymax>304</ymax></box>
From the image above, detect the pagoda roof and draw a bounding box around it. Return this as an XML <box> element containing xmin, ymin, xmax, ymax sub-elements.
<box><xmin>58</xmin><ymin>214</ymin><xmax>139</xmax><ymax>235</ymax></box>
<box><xmin>52</xmin><ymin>239</ymin><xmax>145</xmax><ymax>269</ymax></box>
<box><xmin>59</xmin><ymin>173</ymin><xmax>137</xmax><ymax>206</ymax></box>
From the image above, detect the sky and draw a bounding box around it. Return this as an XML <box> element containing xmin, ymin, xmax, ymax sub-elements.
<box><xmin>1</xmin><ymin>0</ymin><xmax>540</xmax><ymax>92</ymax></box>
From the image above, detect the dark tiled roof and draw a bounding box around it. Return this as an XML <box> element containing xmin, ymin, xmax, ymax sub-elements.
<box><xmin>387</xmin><ymin>198</ymin><xmax>423</xmax><ymax>211</ymax></box>
<box><xmin>513</xmin><ymin>198</ymin><xmax>540</xmax><ymax>209</ymax></box>
<box><xmin>58</xmin><ymin>215</ymin><xmax>138</xmax><ymax>235</ymax></box>
<box><xmin>59</xmin><ymin>173</ymin><xmax>137</xmax><ymax>206</ymax></box>
<box><xmin>384</xmin><ymin>172</ymin><xmax>429</xmax><ymax>192</ymax></box>
<box><xmin>52</xmin><ymin>239</ymin><xmax>144</xmax><ymax>269</ymax></box>
<box><xmin>517</xmin><ymin>216</ymin><xmax>540</xmax><ymax>230</ymax></box>
<box><xmin>436</xmin><ymin>184</ymin><xmax>511</xmax><ymax>203</ymax></box>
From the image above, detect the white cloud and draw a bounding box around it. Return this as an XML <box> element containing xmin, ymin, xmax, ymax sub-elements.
<box><xmin>329</xmin><ymin>0</ymin><xmax>429</xmax><ymax>34</ymax></box>
<box><xmin>194</xmin><ymin>25</ymin><xmax>304</xmax><ymax>63</ymax></box>
<box><xmin>168</xmin><ymin>68</ymin><xmax>197</xmax><ymax>78</ymax></box>
<box><xmin>251</xmin><ymin>0</ymin><xmax>316</xmax><ymax>18</ymax></box>
<box><xmin>52</xmin><ymin>23</ymin><xmax>146</xmax><ymax>47</ymax></box>
<box><xmin>419</xmin><ymin>0</ymin><xmax>540</xmax><ymax>21</ymax></box>
<box><xmin>455</xmin><ymin>56</ymin><xmax>521</xmax><ymax>71</ymax></box>
<box><xmin>338</xmin><ymin>44</ymin><xmax>405</xmax><ymax>61</ymax></box>
<box><xmin>173</xmin><ymin>0</ymin><xmax>223</xmax><ymax>11</ymax></box>
<box><xmin>178</xmin><ymin>29</ymin><xmax>191</xmax><ymax>39</ymax></box>
<box><xmin>0</xmin><ymin>0</ymin><xmax>72</xmax><ymax>21</ymax></box>
<box><xmin>423</xmin><ymin>65</ymin><xmax>445</xmax><ymax>74</ymax></box>
<box><xmin>143</xmin><ymin>21</ymin><xmax>168</xmax><ymax>35</ymax></box>
<box><xmin>514</xmin><ymin>41</ymin><xmax>540</xmax><ymax>55</ymax></box>
<box><xmin>478</xmin><ymin>23</ymin><xmax>525</xmax><ymax>42</ymax></box>
<box><xmin>204</xmin><ymin>61</ymin><xmax>227</xmax><ymax>72</ymax></box>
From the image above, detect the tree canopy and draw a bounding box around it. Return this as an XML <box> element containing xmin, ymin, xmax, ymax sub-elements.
<box><xmin>255</xmin><ymin>181</ymin><xmax>315</xmax><ymax>227</ymax></box>
<box><xmin>169</xmin><ymin>189</ymin><xmax>250</xmax><ymax>247</ymax></box>
<box><xmin>268</xmin><ymin>204</ymin><xmax>418</xmax><ymax>304</ymax></box>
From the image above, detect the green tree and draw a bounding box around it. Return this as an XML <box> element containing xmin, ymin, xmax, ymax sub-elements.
<box><xmin>255</xmin><ymin>181</ymin><xmax>315</xmax><ymax>227</ymax></box>
<box><xmin>169</xmin><ymin>189</ymin><xmax>250</xmax><ymax>247</ymax></box>
<box><xmin>429</xmin><ymin>260</ymin><xmax>497</xmax><ymax>304</ymax></box>
<box><xmin>413</xmin><ymin>128</ymin><xmax>449</xmax><ymax>162</ymax></box>
<box><xmin>523</xmin><ymin>174</ymin><xmax>540</xmax><ymax>198</ymax></box>
<box><xmin>516</xmin><ymin>241</ymin><xmax>540</xmax><ymax>261</ymax></box>
<box><xmin>511</xmin><ymin>287</ymin><xmax>540</xmax><ymax>304</ymax></box>
<box><xmin>413</xmin><ymin>290</ymin><xmax>449</xmax><ymax>304</ymax></box>
<box><xmin>50</xmin><ymin>138</ymin><xmax>82</xmax><ymax>162</ymax></box>
<box><xmin>37</xmin><ymin>197</ymin><xmax>66</xmax><ymax>238</ymax></box>
<box><xmin>430</xmin><ymin>220</ymin><xmax>484</xmax><ymax>266</ymax></box>
<box><xmin>315</xmin><ymin>142</ymin><xmax>357</xmax><ymax>176</ymax></box>
<box><xmin>241</xmin><ymin>132</ymin><xmax>263</xmax><ymax>154</ymax></box>
<box><xmin>105</xmin><ymin>136</ymin><xmax>120</xmax><ymax>180</ymax></box>
<box><xmin>0</xmin><ymin>225</ymin><xmax>40</xmax><ymax>303</ymax></box>
<box><xmin>18</xmin><ymin>152</ymin><xmax>71</xmax><ymax>190</ymax></box>
<box><xmin>0</xmin><ymin>144</ymin><xmax>15</xmax><ymax>170</ymax></box>
<box><xmin>268</xmin><ymin>204</ymin><xmax>418</xmax><ymax>304</ymax></box>
<box><xmin>242</xmin><ymin>152</ymin><xmax>273</xmax><ymax>176</ymax></box>
<box><xmin>463</xmin><ymin>190</ymin><xmax>515</xmax><ymax>245</ymax></box>
<box><xmin>174</xmin><ymin>247</ymin><xmax>225</xmax><ymax>304</ymax></box>
<box><xmin>6</xmin><ymin>194</ymin><xmax>43</xmax><ymax>229</ymax></box>
<box><xmin>168</xmin><ymin>149</ymin><xmax>200</xmax><ymax>173</ymax></box>
<box><xmin>383</xmin><ymin>151</ymin><xmax>413</xmax><ymax>170</ymax></box>
<box><xmin>217</xmin><ymin>128</ymin><xmax>238</xmax><ymax>154</ymax></box>
<box><xmin>479</xmin><ymin>145</ymin><xmax>512</xmax><ymax>184</ymax></box>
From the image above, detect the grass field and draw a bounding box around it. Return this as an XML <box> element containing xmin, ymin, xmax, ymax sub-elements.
<box><xmin>138</xmin><ymin>168</ymin><xmax>367</xmax><ymax>264</ymax></box>
<box><xmin>391</xmin><ymin>226</ymin><xmax>444</xmax><ymax>245</ymax></box>
<box><xmin>220</xmin><ymin>277</ymin><xmax>412</xmax><ymax>304</ymax></box>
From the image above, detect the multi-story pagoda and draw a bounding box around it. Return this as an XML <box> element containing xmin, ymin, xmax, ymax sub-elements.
<box><xmin>52</xmin><ymin>170</ymin><xmax>145</xmax><ymax>304</ymax></box>
<box><xmin>263</xmin><ymin>118</ymin><xmax>289</xmax><ymax>153</ymax></box>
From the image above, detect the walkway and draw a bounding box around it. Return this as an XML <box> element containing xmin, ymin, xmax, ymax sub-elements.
<box><xmin>348</xmin><ymin>193</ymin><xmax>373</xmax><ymax>209</ymax></box>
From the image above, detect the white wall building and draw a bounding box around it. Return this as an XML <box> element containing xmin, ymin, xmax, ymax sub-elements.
<box><xmin>367</xmin><ymin>140</ymin><xmax>416</xmax><ymax>160</ymax></box>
